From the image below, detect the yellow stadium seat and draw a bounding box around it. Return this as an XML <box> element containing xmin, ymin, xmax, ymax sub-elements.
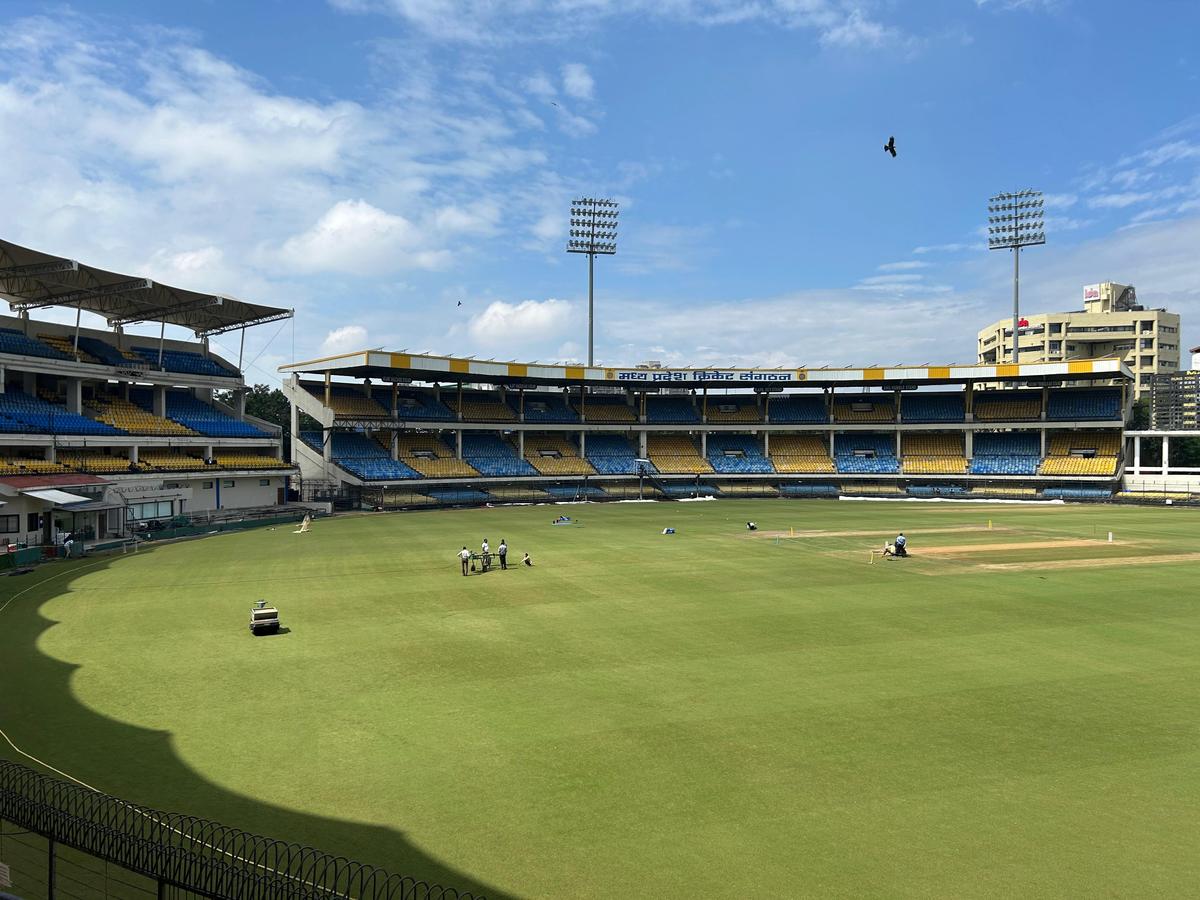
<box><xmin>38</xmin><ymin>334</ymin><xmax>102</xmax><ymax>364</ymax></box>
<box><xmin>1040</xmin><ymin>432</ymin><xmax>1120</xmax><ymax>476</ymax></box>
<box><xmin>647</xmin><ymin>435</ymin><xmax>712</xmax><ymax>474</ymax></box>
<box><xmin>577</xmin><ymin>399</ymin><xmax>637</xmax><ymax>423</ymax></box>
<box><xmin>973</xmin><ymin>395</ymin><xmax>1042</xmax><ymax>421</ymax></box>
<box><xmin>139</xmin><ymin>451</ymin><xmax>207</xmax><ymax>471</ymax></box>
<box><xmin>445</xmin><ymin>395</ymin><xmax>516</xmax><ymax>422</ymax></box>
<box><xmin>523</xmin><ymin>435</ymin><xmax>596</xmax><ymax>476</ymax></box>
<box><xmin>831</xmin><ymin>399</ymin><xmax>895</xmax><ymax>423</ymax></box>
<box><xmin>704</xmin><ymin>400</ymin><xmax>762</xmax><ymax>423</ymax></box>
<box><xmin>211</xmin><ymin>453</ymin><xmax>292</xmax><ymax>470</ymax></box>
<box><xmin>901</xmin><ymin>433</ymin><xmax>966</xmax><ymax>474</ymax></box>
<box><xmin>768</xmin><ymin>435</ymin><xmax>834</xmax><ymax>473</ymax></box>
<box><xmin>392</xmin><ymin>433</ymin><xmax>480</xmax><ymax>477</ymax></box>
<box><xmin>88</xmin><ymin>394</ymin><xmax>197</xmax><ymax>436</ymax></box>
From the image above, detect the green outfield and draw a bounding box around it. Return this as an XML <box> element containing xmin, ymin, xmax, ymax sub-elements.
<box><xmin>3</xmin><ymin>499</ymin><xmax>1199</xmax><ymax>898</ymax></box>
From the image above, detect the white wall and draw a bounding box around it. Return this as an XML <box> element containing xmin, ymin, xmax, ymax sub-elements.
<box><xmin>188</xmin><ymin>475</ymin><xmax>284</xmax><ymax>511</ymax></box>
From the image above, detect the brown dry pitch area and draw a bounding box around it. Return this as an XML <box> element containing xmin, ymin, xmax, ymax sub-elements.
<box><xmin>914</xmin><ymin>539</ymin><xmax>1122</xmax><ymax>556</ymax></box>
<box><xmin>751</xmin><ymin>525</ymin><xmax>1007</xmax><ymax>539</ymax></box>
<box><xmin>978</xmin><ymin>552</ymin><xmax>1200</xmax><ymax>571</ymax></box>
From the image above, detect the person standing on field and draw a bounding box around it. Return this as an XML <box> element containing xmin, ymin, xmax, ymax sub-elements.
<box><xmin>459</xmin><ymin>546</ymin><xmax>471</xmax><ymax>576</ymax></box>
<box><xmin>498</xmin><ymin>539</ymin><xmax>508</xmax><ymax>569</ymax></box>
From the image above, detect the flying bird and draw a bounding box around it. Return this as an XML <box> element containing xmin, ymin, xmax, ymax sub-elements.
<box><xmin>457</xmin><ymin>300</ymin><xmax>463</xmax><ymax>307</ymax></box>
<box><xmin>883</xmin><ymin>136</ymin><xmax>896</xmax><ymax>158</ymax></box>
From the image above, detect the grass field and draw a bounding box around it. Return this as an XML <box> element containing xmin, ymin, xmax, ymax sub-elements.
<box><xmin>3</xmin><ymin>499</ymin><xmax>1200</xmax><ymax>898</ymax></box>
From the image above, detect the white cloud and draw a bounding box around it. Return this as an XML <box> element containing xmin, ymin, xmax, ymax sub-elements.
<box><xmin>321</xmin><ymin>324</ymin><xmax>368</xmax><ymax>354</ymax></box>
<box><xmin>877</xmin><ymin>260</ymin><xmax>929</xmax><ymax>272</ymax></box>
<box><xmin>1042</xmin><ymin>193</ymin><xmax>1078</xmax><ymax>210</ymax></box>
<box><xmin>280</xmin><ymin>199</ymin><xmax>450</xmax><ymax>273</ymax></box>
<box><xmin>1089</xmin><ymin>192</ymin><xmax>1156</xmax><ymax>209</ymax></box>
<box><xmin>466</xmin><ymin>298</ymin><xmax>574</xmax><ymax>348</ymax></box>
<box><xmin>561</xmin><ymin>63</ymin><xmax>594</xmax><ymax>100</ymax></box>
<box><xmin>523</xmin><ymin>71</ymin><xmax>556</xmax><ymax>99</ymax></box>
<box><xmin>912</xmin><ymin>242</ymin><xmax>978</xmax><ymax>254</ymax></box>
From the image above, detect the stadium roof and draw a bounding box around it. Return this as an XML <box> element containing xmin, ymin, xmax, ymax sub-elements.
<box><xmin>0</xmin><ymin>238</ymin><xmax>293</xmax><ymax>337</ymax></box>
<box><xmin>281</xmin><ymin>350</ymin><xmax>1134</xmax><ymax>388</ymax></box>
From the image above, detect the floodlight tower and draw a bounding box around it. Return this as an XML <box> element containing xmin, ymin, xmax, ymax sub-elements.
<box><xmin>567</xmin><ymin>197</ymin><xmax>618</xmax><ymax>367</ymax></box>
<box><xmin>987</xmin><ymin>189</ymin><xmax>1045</xmax><ymax>363</ymax></box>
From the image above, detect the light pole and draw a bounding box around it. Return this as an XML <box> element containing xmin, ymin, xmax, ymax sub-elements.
<box><xmin>988</xmin><ymin>190</ymin><xmax>1044</xmax><ymax>363</ymax></box>
<box><xmin>567</xmin><ymin>197</ymin><xmax>618</xmax><ymax>367</ymax></box>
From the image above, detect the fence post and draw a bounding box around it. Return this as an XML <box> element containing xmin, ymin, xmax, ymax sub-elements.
<box><xmin>158</xmin><ymin>878</ymin><xmax>166</xmax><ymax>899</ymax></box>
<box><xmin>47</xmin><ymin>837</ymin><xmax>56</xmax><ymax>899</ymax></box>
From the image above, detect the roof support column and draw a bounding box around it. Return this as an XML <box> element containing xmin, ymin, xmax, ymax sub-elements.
<box><xmin>153</xmin><ymin>386</ymin><xmax>166</xmax><ymax>418</ymax></box>
<box><xmin>289</xmin><ymin>400</ymin><xmax>299</xmax><ymax>464</ymax></box>
<box><xmin>639</xmin><ymin>430</ymin><xmax>647</xmax><ymax>457</ymax></box>
<box><xmin>323</xmin><ymin>430</ymin><xmax>332</xmax><ymax>463</ymax></box>
<box><xmin>1041</xmin><ymin>385</ymin><xmax>1048</xmax><ymax>421</ymax></box>
<box><xmin>65</xmin><ymin>377</ymin><xmax>81</xmax><ymax>415</ymax></box>
<box><xmin>1162</xmin><ymin>434</ymin><xmax>1170</xmax><ymax>475</ymax></box>
<box><xmin>965</xmin><ymin>430</ymin><xmax>973</xmax><ymax>460</ymax></box>
<box><xmin>324</xmin><ymin>372</ymin><xmax>331</xmax><ymax>409</ymax></box>
<box><xmin>700</xmin><ymin>431</ymin><xmax>707</xmax><ymax>456</ymax></box>
<box><xmin>128</xmin><ymin>446</ymin><xmax>138</xmax><ymax>465</ymax></box>
<box><xmin>0</xmin><ymin>365</ymin><xmax>6</xmax><ymax>394</ymax></box>
<box><xmin>456</xmin><ymin>429</ymin><xmax>463</xmax><ymax>460</ymax></box>
<box><xmin>579</xmin><ymin>385</ymin><xmax>586</xmax><ymax>422</ymax></box>
<box><xmin>579</xmin><ymin>430</ymin><xmax>586</xmax><ymax>457</ymax></box>
<box><xmin>518</xmin><ymin>430</ymin><xmax>525</xmax><ymax>458</ymax></box>
<box><xmin>702</xmin><ymin>387</ymin><xmax>707</xmax><ymax>424</ymax></box>
<box><xmin>965</xmin><ymin>382</ymin><xmax>974</xmax><ymax>422</ymax></box>
<box><xmin>1133</xmin><ymin>435</ymin><xmax>1141</xmax><ymax>473</ymax></box>
<box><xmin>391</xmin><ymin>383</ymin><xmax>398</xmax><ymax>417</ymax></box>
<box><xmin>391</xmin><ymin>431</ymin><xmax>399</xmax><ymax>462</ymax></box>
<box><xmin>763</xmin><ymin>431</ymin><xmax>769</xmax><ymax>456</ymax></box>
<box><xmin>22</xmin><ymin>372</ymin><xmax>35</xmax><ymax>394</ymax></box>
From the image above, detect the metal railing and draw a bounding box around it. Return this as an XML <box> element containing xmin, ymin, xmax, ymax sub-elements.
<box><xmin>0</xmin><ymin>760</ymin><xmax>482</xmax><ymax>900</ymax></box>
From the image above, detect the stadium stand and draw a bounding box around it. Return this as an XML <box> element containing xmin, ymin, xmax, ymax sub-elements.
<box><xmin>128</xmin><ymin>388</ymin><xmax>269</xmax><ymax>438</ymax></box>
<box><xmin>768</xmin><ymin>435</ymin><xmax>835</xmax><ymax>473</ymax></box>
<box><xmin>831</xmin><ymin>395</ymin><xmax>895</xmax><ymax>424</ymax></box>
<box><xmin>57</xmin><ymin>450</ymin><xmax>141</xmax><ymax>474</ymax></box>
<box><xmin>969</xmin><ymin>432</ymin><xmax>1041</xmax><ymax>475</ymax></box>
<box><xmin>704</xmin><ymin>397</ymin><xmax>761</xmax><ymax>423</ymax></box>
<box><xmin>0</xmin><ymin>391</ymin><xmax>122</xmax><ymax>435</ymax></box>
<box><xmin>661</xmin><ymin>483</ymin><xmax>719</xmax><ymax>497</ymax></box>
<box><xmin>300</xmin><ymin>430</ymin><xmax>422</xmax><ymax>480</ymax></box>
<box><xmin>1040</xmin><ymin>432</ymin><xmax>1121</xmax><ymax>476</ymax></box>
<box><xmin>972</xmin><ymin>391</ymin><xmax>1042</xmax><ymax>421</ymax></box>
<box><xmin>523</xmin><ymin>434</ymin><xmax>596</xmax><ymax>475</ymax></box>
<box><xmin>131</xmin><ymin>346</ymin><xmax>237</xmax><ymax>377</ymax></box>
<box><xmin>383</xmin><ymin>390</ymin><xmax>456</xmax><ymax>421</ymax></box>
<box><xmin>139</xmin><ymin>450</ymin><xmax>206</xmax><ymax>471</ymax></box>
<box><xmin>645</xmin><ymin>396</ymin><xmax>700</xmax><ymax>424</ymax></box>
<box><xmin>446</xmin><ymin>393</ymin><xmax>518</xmax><ymax>422</ymax></box>
<box><xmin>75</xmin><ymin>336</ymin><xmax>146</xmax><ymax>367</ymax></box>
<box><xmin>901</xmin><ymin>433</ymin><xmax>967</xmax><ymax>474</ymax></box>
<box><xmin>901</xmin><ymin>393</ymin><xmax>965</xmax><ymax>423</ymax></box>
<box><xmin>390</xmin><ymin>433</ymin><xmax>480</xmax><ymax>477</ymax></box>
<box><xmin>647</xmin><ymin>434</ymin><xmax>713</xmax><ymax>473</ymax></box>
<box><xmin>423</xmin><ymin>487</ymin><xmax>491</xmax><ymax>504</ymax></box>
<box><xmin>461</xmin><ymin>433</ymin><xmax>538</xmax><ymax>476</ymax></box>
<box><xmin>516</xmin><ymin>393</ymin><xmax>580</xmax><ymax>423</ymax></box>
<box><xmin>0</xmin><ymin>328</ymin><xmax>71</xmax><ymax>361</ymax></box>
<box><xmin>840</xmin><ymin>483</ymin><xmax>905</xmax><ymax>495</ymax></box>
<box><xmin>834</xmin><ymin>434</ymin><xmax>900</xmax><ymax>473</ymax></box>
<box><xmin>38</xmin><ymin>333</ymin><xmax>101</xmax><ymax>363</ymax></box>
<box><xmin>1046</xmin><ymin>389</ymin><xmax>1122</xmax><ymax>421</ymax></box>
<box><xmin>907</xmin><ymin>484</ymin><xmax>967</xmax><ymax>497</ymax></box>
<box><xmin>716</xmin><ymin>482</ymin><xmax>779</xmax><ymax>496</ymax></box>
<box><xmin>577</xmin><ymin>394</ymin><xmax>637</xmax><ymax>423</ymax></box>
<box><xmin>211</xmin><ymin>452</ymin><xmax>292</xmax><ymax>470</ymax></box>
<box><xmin>0</xmin><ymin>456</ymin><xmax>72</xmax><ymax>475</ymax></box>
<box><xmin>1042</xmin><ymin>486</ymin><xmax>1113</xmax><ymax>499</ymax></box>
<box><xmin>581</xmin><ymin>434</ymin><xmax>650</xmax><ymax>474</ymax></box>
<box><xmin>706</xmin><ymin>434</ymin><xmax>775</xmax><ymax>474</ymax></box>
<box><xmin>768</xmin><ymin>394</ymin><xmax>827</xmax><ymax>423</ymax></box>
<box><xmin>779</xmin><ymin>484</ymin><xmax>839</xmax><ymax>497</ymax></box>
<box><xmin>969</xmin><ymin>485</ymin><xmax>1037</xmax><ymax>497</ymax></box>
<box><xmin>88</xmin><ymin>392</ymin><xmax>196</xmax><ymax>436</ymax></box>
<box><xmin>303</xmin><ymin>382</ymin><xmax>389</xmax><ymax>418</ymax></box>
<box><xmin>543</xmin><ymin>484</ymin><xmax>606</xmax><ymax>499</ymax></box>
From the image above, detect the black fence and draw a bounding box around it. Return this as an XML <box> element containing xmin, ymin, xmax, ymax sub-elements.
<box><xmin>0</xmin><ymin>760</ymin><xmax>482</xmax><ymax>900</ymax></box>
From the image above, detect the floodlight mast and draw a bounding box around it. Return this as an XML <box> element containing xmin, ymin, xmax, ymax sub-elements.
<box><xmin>987</xmin><ymin>189</ymin><xmax>1045</xmax><ymax>363</ymax></box>
<box><xmin>567</xmin><ymin>197</ymin><xmax>618</xmax><ymax>366</ymax></box>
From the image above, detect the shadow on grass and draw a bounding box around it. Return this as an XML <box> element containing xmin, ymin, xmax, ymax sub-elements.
<box><xmin>0</xmin><ymin>550</ymin><xmax>517</xmax><ymax>900</ymax></box>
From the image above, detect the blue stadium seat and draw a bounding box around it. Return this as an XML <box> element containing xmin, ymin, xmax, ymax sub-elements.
<box><xmin>1042</xmin><ymin>487</ymin><xmax>1113</xmax><ymax>499</ymax></box>
<box><xmin>660</xmin><ymin>483</ymin><xmax>719</xmax><ymax>497</ymax></box>
<box><xmin>131</xmin><ymin>346</ymin><xmax>237</xmax><ymax>377</ymax></box>
<box><xmin>0</xmin><ymin>329</ymin><xmax>72</xmax><ymax>361</ymax></box>
<box><xmin>645</xmin><ymin>396</ymin><xmax>700</xmax><ymax>423</ymax></box>
<box><xmin>908</xmin><ymin>484</ymin><xmax>967</xmax><ymax>497</ymax></box>
<box><xmin>969</xmin><ymin>432</ymin><xmax>1041</xmax><ymax>475</ymax></box>
<box><xmin>371</xmin><ymin>389</ymin><xmax>457</xmax><ymax>420</ymax></box>
<box><xmin>76</xmin><ymin>336</ymin><xmax>138</xmax><ymax>367</ymax></box>
<box><xmin>779</xmin><ymin>484</ymin><xmax>839</xmax><ymax>497</ymax></box>
<box><xmin>768</xmin><ymin>394</ymin><xmax>827</xmax><ymax>423</ymax></box>
<box><xmin>129</xmin><ymin>389</ymin><xmax>269</xmax><ymax>438</ymax></box>
<box><xmin>544</xmin><ymin>485</ymin><xmax>606</xmax><ymax>498</ymax></box>
<box><xmin>513</xmin><ymin>394</ymin><xmax>580</xmax><ymax>423</ymax></box>
<box><xmin>461</xmin><ymin>433</ymin><xmax>538</xmax><ymax>476</ymax></box>
<box><xmin>901</xmin><ymin>393</ymin><xmax>965</xmax><ymax>423</ymax></box>
<box><xmin>834</xmin><ymin>434</ymin><xmax>900</xmax><ymax>474</ymax></box>
<box><xmin>424</xmin><ymin>488</ymin><xmax>491</xmax><ymax>503</ymax></box>
<box><xmin>1046</xmin><ymin>389</ymin><xmax>1121</xmax><ymax>420</ymax></box>
<box><xmin>706</xmin><ymin>434</ymin><xmax>775</xmax><ymax>474</ymax></box>
<box><xmin>582</xmin><ymin>434</ymin><xmax>653</xmax><ymax>474</ymax></box>
<box><xmin>0</xmin><ymin>391</ymin><xmax>122</xmax><ymax>435</ymax></box>
<box><xmin>299</xmin><ymin>430</ymin><xmax>421</xmax><ymax>480</ymax></box>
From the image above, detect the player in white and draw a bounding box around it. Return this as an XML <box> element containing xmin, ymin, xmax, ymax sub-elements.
<box><xmin>481</xmin><ymin>538</ymin><xmax>491</xmax><ymax>571</ymax></box>
<box><xmin>459</xmin><ymin>546</ymin><xmax>471</xmax><ymax>576</ymax></box>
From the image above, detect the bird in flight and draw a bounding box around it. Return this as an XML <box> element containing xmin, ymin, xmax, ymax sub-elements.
<box><xmin>883</xmin><ymin>136</ymin><xmax>897</xmax><ymax>158</ymax></box>
<box><xmin>457</xmin><ymin>300</ymin><xmax>463</xmax><ymax>307</ymax></box>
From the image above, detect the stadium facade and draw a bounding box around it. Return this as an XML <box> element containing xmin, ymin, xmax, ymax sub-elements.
<box><xmin>0</xmin><ymin>239</ymin><xmax>296</xmax><ymax>550</ymax></box>
<box><xmin>977</xmin><ymin>281</ymin><xmax>1181</xmax><ymax>398</ymax></box>
<box><xmin>281</xmin><ymin>351</ymin><xmax>1132</xmax><ymax>506</ymax></box>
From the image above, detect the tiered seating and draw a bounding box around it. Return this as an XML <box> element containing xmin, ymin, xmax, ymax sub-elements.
<box><xmin>645</xmin><ymin>396</ymin><xmax>700</xmax><ymax>423</ymax></box>
<box><xmin>76</xmin><ymin>337</ymin><xmax>146</xmax><ymax>367</ymax></box>
<box><xmin>1043</xmin><ymin>487</ymin><xmax>1113</xmax><ymax>500</ymax></box>
<box><xmin>716</xmin><ymin>482</ymin><xmax>778</xmax><ymax>496</ymax></box>
<box><xmin>768</xmin><ymin>394</ymin><xmax>827</xmax><ymax>423</ymax></box>
<box><xmin>901</xmin><ymin>433</ymin><xmax>966</xmax><ymax>474</ymax></box>
<box><xmin>38</xmin><ymin>334</ymin><xmax>101</xmax><ymax>363</ymax></box>
<box><xmin>487</xmin><ymin>486</ymin><xmax>549</xmax><ymax>501</ymax></box>
<box><xmin>661</xmin><ymin>483</ymin><xmax>719</xmax><ymax>498</ymax></box>
<box><xmin>0</xmin><ymin>329</ymin><xmax>71</xmax><ymax>361</ymax></box>
<box><xmin>969</xmin><ymin>433</ymin><xmax>1041</xmax><ymax>475</ymax></box>
<box><xmin>1040</xmin><ymin>433</ymin><xmax>1120</xmax><ymax>476</ymax></box>
<box><xmin>89</xmin><ymin>393</ymin><xmax>195</xmax><ymax>436</ymax></box>
<box><xmin>131</xmin><ymin>389</ymin><xmax>269</xmax><ymax>437</ymax></box>
<box><xmin>840</xmin><ymin>483</ymin><xmax>904</xmax><ymax>495</ymax></box>
<box><xmin>1047</xmin><ymin>389</ymin><xmax>1121</xmax><ymax>421</ymax></box>
<box><xmin>831</xmin><ymin>396</ymin><xmax>894</xmax><ymax>424</ymax></box>
<box><xmin>973</xmin><ymin>391</ymin><xmax>1041</xmax><ymax>421</ymax></box>
<box><xmin>382</xmin><ymin>390</ymin><xmax>456</xmax><ymax>421</ymax></box>
<box><xmin>301</xmin><ymin>430</ymin><xmax>421</xmax><ymax>480</ymax></box>
<box><xmin>211</xmin><ymin>452</ymin><xmax>292</xmax><ymax>470</ymax></box>
<box><xmin>139</xmin><ymin>450</ymin><xmax>206</xmax><ymax>471</ymax></box>
<box><xmin>0</xmin><ymin>456</ymin><xmax>71</xmax><ymax>476</ymax></box>
<box><xmin>780</xmin><ymin>484</ymin><xmax>839</xmax><ymax>497</ymax></box>
<box><xmin>647</xmin><ymin>434</ymin><xmax>713</xmax><ymax>474</ymax></box>
<box><xmin>391</xmin><ymin>433</ymin><xmax>479</xmax><ymax>477</ymax></box>
<box><xmin>582</xmin><ymin>434</ymin><xmax>649</xmax><ymax>474</ymax></box>
<box><xmin>461</xmin><ymin>433</ymin><xmax>537</xmax><ymax>476</ymax></box>
<box><xmin>132</xmin><ymin>346</ymin><xmax>236</xmax><ymax>377</ymax></box>
<box><xmin>901</xmin><ymin>393</ymin><xmax>965</xmax><ymax>423</ymax></box>
<box><xmin>0</xmin><ymin>391</ymin><xmax>122</xmax><ymax>435</ymax></box>
<box><xmin>446</xmin><ymin>393</ymin><xmax>517</xmax><ymax>422</ymax></box>
<box><xmin>1116</xmin><ymin>490</ymin><xmax>1192</xmax><ymax>502</ymax></box>
<box><xmin>768</xmin><ymin>435</ymin><xmax>834</xmax><ymax>473</ymax></box>
<box><xmin>907</xmin><ymin>485</ymin><xmax>967</xmax><ymax>497</ymax></box>
<box><xmin>516</xmin><ymin>394</ymin><xmax>580</xmax><ymax>423</ymax></box>
<box><xmin>424</xmin><ymin>487</ymin><xmax>491</xmax><ymax>504</ymax></box>
<box><xmin>523</xmin><ymin>435</ymin><xmax>596</xmax><ymax>475</ymax></box>
<box><xmin>541</xmin><ymin>484</ymin><xmax>606</xmax><ymax>499</ymax></box>
<box><xmin>970</xmin><ymin>485</ymin><xmax>1037</xmax><ymax>497</ymax></box>
<box><xmin>577</xmin><ymin>395</ymin><xmax>637</xmax><ymax>423</ymax></box>
<box><xmin>706</xmin><ymin>434</ymin><xmax>774</xmax><ymax>474</ymax></box>
<box><xmin>834</xmin><ymin>434</ymin><xmax>899</xmax><ymax>474</ymax></box>
<box><xmin>704</xmin><ymin>397</ymin><xmax>761</xmax><ymax>423</ymax></box>
<box><xmin>324</xmin><ymin>386</ymin><xmax>390</xmax><ymax>418</ymax></box>
<box><xmin>57</xmin><ymin>451</ymin><xmax>139</xmax><ymax>473</ymax></box>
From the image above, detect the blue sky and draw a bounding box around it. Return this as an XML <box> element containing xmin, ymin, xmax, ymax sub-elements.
<box><xmin>1</xmin><ymin>0</ymin><xmax>1198</xmax><ymax>381</ymax></box>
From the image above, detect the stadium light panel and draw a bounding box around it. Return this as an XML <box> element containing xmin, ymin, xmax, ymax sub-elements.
<box><xmin>987</xmin><ymin>188</ymin><xmax>1045</xmax><ymax>363</ymax></box>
